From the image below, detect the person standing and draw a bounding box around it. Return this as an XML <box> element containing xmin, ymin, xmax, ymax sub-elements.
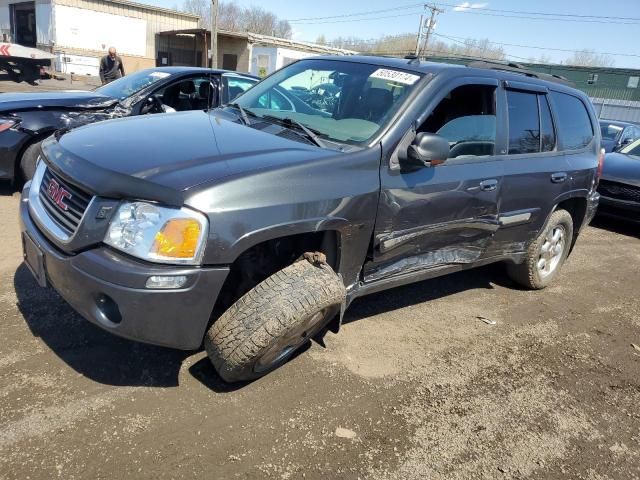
<box><xmin>99</xmin><ymin>47</ymin><xmax>125</xmax><ymax>84</ymax></box>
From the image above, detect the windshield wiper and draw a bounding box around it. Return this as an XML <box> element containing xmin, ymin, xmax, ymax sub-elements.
<box><xmin>228</xmin><ymin>102</ymin><xmax>255</xmax><ymax>125</ymax></box>
<box><xmin>261</xmin><ymin>115</ymin><xmax>327</xmax><ymax>148</ymax></box>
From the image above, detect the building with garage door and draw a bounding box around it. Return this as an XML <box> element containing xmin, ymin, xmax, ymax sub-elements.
<box><xmin>0</xmin><ymin>0</ymin><xmax>199</xmax><ymax>77</ymax></box>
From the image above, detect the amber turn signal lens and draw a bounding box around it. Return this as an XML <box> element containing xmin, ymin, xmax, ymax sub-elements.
<box><xmin>151</xmin><ymin>219</ymin><xmax>201</xmax><ymax>259</ymax></box>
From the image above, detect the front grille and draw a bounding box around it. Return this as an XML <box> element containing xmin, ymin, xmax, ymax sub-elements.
<box><xmin>598</xmin><ymin>180</ymin><xmax>640</xmax><ymax>203</ymax></box>
<box><xmin>38</xmin><ymin>167</ymin><xmax>92</xmax><ymax>235</ymax></box>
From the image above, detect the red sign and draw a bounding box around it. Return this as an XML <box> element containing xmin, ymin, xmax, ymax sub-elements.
<box><xmin>0</xmin><ymin>44</ymin><xmax>10</xmax><ymax>56</ymax></box>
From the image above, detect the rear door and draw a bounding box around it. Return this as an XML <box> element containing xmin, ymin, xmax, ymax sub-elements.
<box><xmin>365</xmin><ymin>78</ymin><xmax>505</xmax><ymax>282</ymax></box>
<box><xmin>487</xmin><ymin>83</ymin><xmax>593</xmax><ymax>255</ymax></box>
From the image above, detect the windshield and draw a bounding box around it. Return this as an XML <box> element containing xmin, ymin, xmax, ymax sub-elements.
<box><xmin>620</xmin><ymin>138</ymin><xmax>640</xmax><ymax>156</ymax></box>
<box><xmin>96</xmin><ymin>69</ymin><xmax>171</xmax><ymax>100</ymax></box>
<box><xmin>600</xmin><ymin>122</ymin><xmax>623</xmax><ymax>141</ymax></box>
<box><xmin>231</xmin><ymin>59</ymin><xmax>424</xmax><ymax>145</ymax></box>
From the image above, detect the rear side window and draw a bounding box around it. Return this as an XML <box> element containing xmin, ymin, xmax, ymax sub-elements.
<box><xmin>507</xmin><ymin>91</ymin><xmax>540</xmax><ymax>154</ymax></box>
<box><xmin>550</xmin><ymin>92</ymin><xmax>594</xmax><ymax>150</ymax></box>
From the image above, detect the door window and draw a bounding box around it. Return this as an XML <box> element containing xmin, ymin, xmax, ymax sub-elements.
<box><xmin>224</xmin><ymin>76</ymin><xmax>258</xmax><ymax>104</ymax></box>
<box><xmin>540</xmin><ymin>95</ymin><xmax>556</xmax><ymax>152</ymax></box>
<box><xmin>418</xmin><ymin>84</ymin><xmax>496</xmax><ymax>159</ymax></box>
<box><xmin>507</xmin><ymin>91</ymin><xmax>540</xmax><ymax>154</ymax></box>
<box><xmin>153</xmin><ymin>75</ymin><xmax>216</xmax><ymax>112</ymax></box>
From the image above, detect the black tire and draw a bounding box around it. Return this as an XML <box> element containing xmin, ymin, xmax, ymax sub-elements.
<box><xmin>20</xmin><ymin>141</ymin><xmax>42</xmax><ymax>181</ymax></box>
<box><xmin>507</xmin><ymin>209</ymin><xmax>574</xmax><ymax>290</ymax></box>
<box><xmin>205</xmin><ymin>253</ymin><xmax>346</xmax><ymax>382</ymax></box>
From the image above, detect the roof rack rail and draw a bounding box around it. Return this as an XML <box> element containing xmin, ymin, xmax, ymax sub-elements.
<box><xmin>467</xmin><ymin>60</ymin><xmax>573</xmax><ymax>86</ymax></box>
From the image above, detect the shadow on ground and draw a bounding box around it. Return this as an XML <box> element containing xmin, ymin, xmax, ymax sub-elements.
<box><xmin>14</xmin><ymin>257</ymin><xmax>506</xmax><ymax>390</ymax></box>
<box><xmin>590</xmin><ymin>214</ymin><xmax>639</xmax><ymax>238</ymax></box>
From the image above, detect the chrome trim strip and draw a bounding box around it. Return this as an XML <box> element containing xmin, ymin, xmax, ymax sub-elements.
<box><xmin>499</xmin><ymin>212</ymin><xmax>531</xmax><ymax>226</ymax></box>
<box><xmin>28</xmin><ymin>161</ymin><xmax>95</xmax><ymax>245</ymax></box>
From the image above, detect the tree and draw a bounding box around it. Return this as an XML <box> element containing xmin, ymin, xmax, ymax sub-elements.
<box><xmin>316</xmin><ymin>35</ymin><xmax>327</xmax><ymax>45</ymax></box>
<box><xmin>566</xmin><ymin>49</ymin><xmax>614</xmax><ymax>67</ymax></box>
<box><xmin>181</xmin><ymin>0</ymin><xmax>293</xmax><ymax>38</ymax></box>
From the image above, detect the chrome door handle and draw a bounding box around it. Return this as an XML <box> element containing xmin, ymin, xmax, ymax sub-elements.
<box><xmin>479</xmin><ymin>179</ymin><xmax>498</xmax><ymax>192</ymax></box>
<box><xmin>551</xmin><ymin>172</ymin><xmax>568</xmax><ymax>183</ymax></box>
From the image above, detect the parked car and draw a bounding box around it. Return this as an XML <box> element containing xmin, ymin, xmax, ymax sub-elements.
<box><xmin>0</xmin><ymin>67</ymin><xmax>258</xmax><ymax>181</ymax></box>
<box><xmin>20</xmin><ymin>56</ymin><xmax>601</xmax><ymax>383</ymax></box>
<box><xmin>597</xmin><ymin>138</ymin><xmax>640</xmax><ymax>222</ymax></box>
<box><xmin>599</xmin><ymin>120</ymin><xmax>640</xmax><ymax>153</ymax></box>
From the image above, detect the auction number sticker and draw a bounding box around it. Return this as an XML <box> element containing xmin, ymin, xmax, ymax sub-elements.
<box><xmin>370</xmin><ymin>69</ymin><xmax>420</xmax><ymax>85</ymax></box>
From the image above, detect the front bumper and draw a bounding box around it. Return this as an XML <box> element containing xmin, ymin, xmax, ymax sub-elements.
<box><xmin>597</xmin><ymin>194</ymin><xmax>640</xmax><ymax>222</ymax></box>
<box><xmin>19</xmin><ymin>184</ymin><xmax>229</xmax><ymax>350</ymax></box>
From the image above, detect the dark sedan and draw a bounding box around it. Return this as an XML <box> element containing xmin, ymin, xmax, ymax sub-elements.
<box><xmin>0</xmin><ymin>67</ymin><xmax>258</xmax><ymax>181</ymax></box>
<box><xmin>599</xmin><ymin>119</ymin><xmax>640</xmax><ymax>153</ymax></box>
<box><xmin>597</xmin><ymin>138</ymin><xmax>640</xmax><ymax>222</ymax></box>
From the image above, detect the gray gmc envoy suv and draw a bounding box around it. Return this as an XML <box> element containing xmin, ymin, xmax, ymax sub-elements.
<box><xmin>20</xmin><ymin>56</ymin><xmax>601</xmax><ymax>382</ymax></box>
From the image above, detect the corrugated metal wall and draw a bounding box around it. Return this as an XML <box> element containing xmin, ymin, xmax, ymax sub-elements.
<box><xmin>591</xmin><ymin>98</ymin><xmax>640</xmax><ymax>123</ymax></box>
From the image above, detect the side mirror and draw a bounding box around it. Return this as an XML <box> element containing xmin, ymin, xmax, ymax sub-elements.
<box><xmin>402</xmin><ymin>132</ymin><xmax>450</xmax><ymax>168</ymax></box>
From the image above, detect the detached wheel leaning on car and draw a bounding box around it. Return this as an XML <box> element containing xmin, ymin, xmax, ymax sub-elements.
<box><xmin>507</xmin><ymin>209</ymin><xmax>574</xmax><ymax>290</ymax></box>
<box><xmin>205</xmin><ymin>252</ymin><xmax>346</xmax><ymax>383</ymax></box>
<box><xmin>20</xmin><ymin>141</ymin><xmax>42</xmax><ymax>181</ymax></box>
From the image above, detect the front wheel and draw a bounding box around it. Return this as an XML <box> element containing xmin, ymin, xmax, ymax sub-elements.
<box><xmin>205</xmin><ymin>253</ymin><xmax>346</xmax><ymax>382</ymax></box>
<box><xmin>507</xmin><ymin>209</ymin><xmax>574</xmax><ymax>290</ymax></box>
<box><xmin>20</xmin><ymin>141</ymin><xmax>42</xmax><ymax>181</ymax></box>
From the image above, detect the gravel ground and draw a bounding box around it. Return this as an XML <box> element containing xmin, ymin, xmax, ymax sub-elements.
<box><xmin>1</xmin><ymin>182</ymin><xmax>639</xmax><ymax>479</ymax></box>
<box><xmin>0</xmin><ymin>78</ymin><xmax>639</xmax><ymax>480</ymax></box>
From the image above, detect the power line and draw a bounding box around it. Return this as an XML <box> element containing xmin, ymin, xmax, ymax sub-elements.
<box><xmin>287</xmin><ymin>2</ymin><xmax>640</xmax><ymax>26</ymax></box>
<box><xmin>286</xmin><ymin>3</ymin><xmax>423</xmax><ymax>22</ymax></box>
<box><xmin>432</xmin><ymin>33</ymin><xmax>640</xmax><ymax>60</ymax></box>
<box><xmin>449</xmin><ymin>9</ymin><xmax>640</xmax><ymax>25</ymax></box>
<box><xmin>288</xmin><ymin>11</ymin><xmax>424</xmax><ymax>25</ymax></box>
<box><xmin>434</xmin><ymin>2</ymin><xmax>640</xmax><ymax>22</ymax></box>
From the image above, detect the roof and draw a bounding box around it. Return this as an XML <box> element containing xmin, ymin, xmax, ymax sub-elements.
<box><xmin>141</xmin><ymin>66</ymin><xmax>259</xmax><ymax>79</ymax></box>
<box><xmin>597</xmin><ymin>119</ymin><xmax>638</xmax><ymax>126</ymax></box>
<box><xmin>101</xmin><ymin>0</ymin><xmax>199</xmax><ymax>18</ymax></box>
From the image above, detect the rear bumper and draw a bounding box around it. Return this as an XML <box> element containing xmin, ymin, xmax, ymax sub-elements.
<box><xmin>19</xmin><ymin>184</ymin><xmax>229</xmax><ymax>350</ymax></box>
<box><xmin>597</xmin><ymin>194</ymin><xmax>640</xmax><ymax>223</ymax></box>
<box><xmin>584</xmin><ymin>191</ymin><xmax>600</xmax><ymax>227</ymax></box>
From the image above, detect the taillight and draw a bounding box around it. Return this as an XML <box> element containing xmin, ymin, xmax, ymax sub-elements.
<box><xmin>595</xmin><ymin>148</ymin><xmax>605</xmax><ymax>187</ymax></box>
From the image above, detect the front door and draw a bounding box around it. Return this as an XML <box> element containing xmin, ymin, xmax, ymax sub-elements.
<box><xmin>365</xmin><ymin>79</ymin><xmax>505</xmax><ymax>282</ymax></box>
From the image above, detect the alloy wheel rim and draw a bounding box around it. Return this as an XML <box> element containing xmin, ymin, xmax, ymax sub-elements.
<box><xmin>537</xmin><ymin>225</ymin><xmax>565</xmax><ymax>278</ymax></box>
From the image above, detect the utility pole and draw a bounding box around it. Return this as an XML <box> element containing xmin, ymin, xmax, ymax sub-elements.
<box><xmin>210</xmin><ymin>0</ymin><xmax>218</xmax><ymax>68</ymax></box>
<box><xmin>420</xmin><ymin>4</ymin><xmax>444</xmax><ymax>58</ymax></box>
<box><xmin>414</xmin><ymin>14</ymin><xmax>424</xmax><ymax>56</ymax></box>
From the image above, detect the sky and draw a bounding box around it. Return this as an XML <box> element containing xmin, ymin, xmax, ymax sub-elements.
<box><xmin>148</xmin><ymin>0</ymin><xmax>640</xmax><ymax>69</ymax></box>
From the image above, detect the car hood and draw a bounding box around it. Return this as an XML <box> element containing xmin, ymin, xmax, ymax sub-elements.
<box><xmin>42</xmin><ymin>110</ymin><xmax>337</xmax><ymax>206</ymax></box>
<box><xmin>0</xmin><ymin>90</ymin><xmax>117</xmax><ymax>112</ymax></box>
<box><xmin>602</xmin><ymin>152</ymin><xmax>640</xmax><ymax>187</ymax></box>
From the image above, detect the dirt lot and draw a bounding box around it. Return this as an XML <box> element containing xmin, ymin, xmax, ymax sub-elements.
<box><xmin>0</xmin><ymin>181</ymin><xmax>638</xmax><ymax>479</ymax></box>
<box><xmin>0</xmin><ymin>76</ymin><xmax>638</xmax><ymax>478</ymax></box>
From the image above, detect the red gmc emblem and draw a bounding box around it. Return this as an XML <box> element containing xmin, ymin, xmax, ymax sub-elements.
<box><xmin>46</xmin><ymin>179</ymin><xmax>72</xmax><ymax>211</ymax></box>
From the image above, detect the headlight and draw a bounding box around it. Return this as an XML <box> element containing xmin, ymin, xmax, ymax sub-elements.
<box><xmin>104</xmin><ymin>201</ymin><xmax>208</xmax><ymax>265</ymax></box>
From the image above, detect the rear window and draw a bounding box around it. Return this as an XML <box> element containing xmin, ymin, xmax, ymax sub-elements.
<box><xmin>550</xmin><ymin>92</ymin><xmax>594</xmax><ymax>150</ymax></box>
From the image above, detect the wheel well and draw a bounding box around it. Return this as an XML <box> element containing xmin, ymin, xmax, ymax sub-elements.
<box><xmin>14</xmin><ymin>132</ymin><xmax>52</xmax><ymax>181</ymax></box>
<box><xmin>556</xmin><ymin>197</ymin><xmax>587</xmax><ymax>251</ymax></box>
<box><xmin>210</xmin><ymin>231</ymin><xmax>340</xmax><ymax>320</ymax></box>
